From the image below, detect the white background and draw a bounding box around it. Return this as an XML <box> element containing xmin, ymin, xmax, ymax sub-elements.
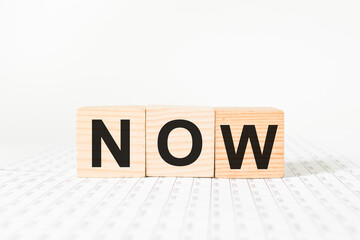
<box><xmin>0</xmin><ymin>0</ymin><xmax>359</xmax><ymax>163</ymax></box>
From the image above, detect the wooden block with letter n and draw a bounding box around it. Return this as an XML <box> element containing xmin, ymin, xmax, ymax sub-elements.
<box><xmin>215</xmin><ymin>107</ymin><xmax>284</xmax><ymax>178</ymax></box>
<box><xmin>77</xmin><ymin>106</ymin><xmax>145</xmax><ymax>177</ymax></box>
<box><xmin>146</xmin><ymin>106</ymin><xmax>214</xmax><ymax>177</ymax></box>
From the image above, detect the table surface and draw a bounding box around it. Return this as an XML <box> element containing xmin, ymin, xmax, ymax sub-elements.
<box><xmin>0</xmin><ymin>136</ymin><xmax>359</xmax><ymax>240</ymax></box>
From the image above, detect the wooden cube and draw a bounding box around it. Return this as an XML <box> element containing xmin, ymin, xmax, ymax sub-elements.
<box><xmin>77</xmin><ymin>106</ymin><xmax>145</xmax><ymax>177</ymax></box>
<box><xmin>146</xmin><ymin>106</ymin><xmax>214</xmax><ymax>177</ymax></box>
<box><xmin>215</xmin><ymin>107</ymin><xmax>284</xmax><ymax>178</ymax></box>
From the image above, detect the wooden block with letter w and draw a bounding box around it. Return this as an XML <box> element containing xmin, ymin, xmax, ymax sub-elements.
<box><xmin>215</xmin><ymin>107</ymin><xmax>284</xmax><ymax>178</ymax></box>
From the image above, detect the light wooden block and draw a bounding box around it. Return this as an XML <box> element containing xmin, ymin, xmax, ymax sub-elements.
<box><xmin>215</xmin><ymin>107</ymin><xmax>284</xmax><ymax>178</ymax></box>
<box><xmin>146</xmin><ymin>106</ymin><xmax>214</xmax><ymax>177</ymax></box>
<box><xmin>77</xmin><ymin>106</ymin><xmax>145</xmax><ymax>177</ymax></box>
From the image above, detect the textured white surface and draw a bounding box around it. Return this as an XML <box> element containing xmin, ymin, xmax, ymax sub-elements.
<box><xmin>0</xmin><ymin>137</ymin><xmax>360</xmax><ymax>240</ymax></box>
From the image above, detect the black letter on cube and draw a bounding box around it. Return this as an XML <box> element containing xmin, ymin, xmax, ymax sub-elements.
<box><xmin>158</xmin><ymin>120</ymin><xmax>202</xmax><ymax>166</ymax></box>
<box><xmin>92</xmin><ymin>119</ymin><xmax>130</xmax><ymax>168</ymax></box>
<box><xmin>220</xmin><ymin>125</ymin><xmax>277</xmax><ymax>169</ymax></box>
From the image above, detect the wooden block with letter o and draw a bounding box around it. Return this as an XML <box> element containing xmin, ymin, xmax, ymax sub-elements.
<box><xmin>146</xmin><ymin>106</ymin><xmax>214</xmax><ymax>177</ymax></box>
<box><xmin>77</xmin><ymin>106</ymin><xmax>145</xmax><ymax>177</ymax></box>
<box><xmin>215</xmin><ymin>107</ymin><xmax>284</xmax><ymax>178</ymax></box>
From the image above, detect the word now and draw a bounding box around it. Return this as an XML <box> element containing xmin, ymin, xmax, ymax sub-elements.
<box><xmin>77</xmin><ymin>106</ymin><xmax>284</xmax><ymax>178</ymax></box>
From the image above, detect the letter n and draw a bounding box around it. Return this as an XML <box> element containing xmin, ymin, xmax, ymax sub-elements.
<box><xmin>92</xmin><ymin>120</ymin><xmax>130</xmax><ymax>168</ymax></box>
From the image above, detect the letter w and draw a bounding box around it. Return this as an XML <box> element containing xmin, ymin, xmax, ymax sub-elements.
<box><xmin>220</xmin><ymin>125</ymin><xmax>277</xmax><ymax>169</ymax></box>
<box><xmin>92</xmin><ymin>120</ymin><xmax>130</xmax><ymax>167</ymax></box>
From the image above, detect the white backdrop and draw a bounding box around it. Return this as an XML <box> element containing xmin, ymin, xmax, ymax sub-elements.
<box><xmin>1</xmin><ymin>0</ymin><xmax>359</xmax><ymax>162</ymax></box>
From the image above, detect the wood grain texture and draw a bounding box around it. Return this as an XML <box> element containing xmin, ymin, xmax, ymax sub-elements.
<box><xmin>215</xmin><ymin>107</ymin><xmax>284</xmax><ymax>178</ymax></box>
<box><xmin>77</xmin><ymin>106</ymin><xmax>145</xmax><ymax>177</ymax></box>
<box><xmin>146</xmin><ymin>106</ymin><xmax>214</xmax><ymax>177</ymax></box>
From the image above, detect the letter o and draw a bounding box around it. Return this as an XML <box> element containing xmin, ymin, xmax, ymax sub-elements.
<box><xmin>157</xmin><ymin>120</ymin><xmax>202</xmax><ymax>166</ymax></box>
